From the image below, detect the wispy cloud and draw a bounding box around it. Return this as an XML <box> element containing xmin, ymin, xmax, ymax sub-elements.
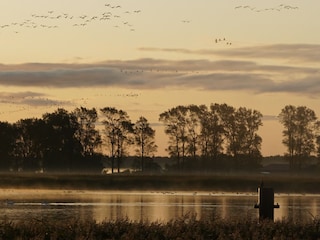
<box><xmin>0</xmin><ymin>91</ymin><xmax>69</xmax><ymax>107</ymax></box>
<box><xmin>139</xmin><ymin>44</ymin><xmax>320</xmax><ymax>62</ymax></box>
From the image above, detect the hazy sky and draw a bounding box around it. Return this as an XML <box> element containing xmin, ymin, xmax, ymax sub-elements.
<box><xmin>0</xmin><ymin>0</ymin><xmax>319</xmax><ymax>156</ymax></box>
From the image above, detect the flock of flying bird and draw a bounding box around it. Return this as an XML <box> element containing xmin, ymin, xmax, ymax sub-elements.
<box><xmin>0</xmin><ymin>2</ymin><xmax>142</xmax><ymax>33</ymax></box>
<box><xmin>0</xmin><ymin>2</ymin><xmax>301</xmax><ymax>117</ymax></box>
<box><xmin>235</xmin><ymin>4</ymin><xmax>299</xmax><ymax>12</ymax></box>
<box><xmin>1</xmin><ymin>3</ymin><xmax>300</xmax><ymax>34</ymax></box>
<box><xmin>214</xmin><ymin>38</ymin><xmax>232</xmax><ymax>46</ymax></box>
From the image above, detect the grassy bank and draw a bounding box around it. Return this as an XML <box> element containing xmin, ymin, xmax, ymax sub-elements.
<box><xmin>0</xmin><ymin>172</ymin><xmax>320</xmax><ymax>193</ymax></box>
<box><xmin>0</xmin><ymin>215</ymin><xmax>320</xmax><ymax>240</ymax></box>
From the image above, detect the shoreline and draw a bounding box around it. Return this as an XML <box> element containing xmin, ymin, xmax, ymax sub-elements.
<box><xmin>0</xmin><ymin>172</ymin><xmax>320</xmax><ymax>194</ymax></box>
<box><xmin>0</xmin><ymin>188</ymin><xmax>319</xmax><ymax>197</ymax></box>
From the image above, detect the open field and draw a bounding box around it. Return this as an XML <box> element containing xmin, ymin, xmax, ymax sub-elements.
<box><xmin>0</xmin><ymin>172</ymin><xmax>320</xmax><ymax>193</ymax></box>
<box><xmin>0</xmin><ymin>215</ymin><xmax>320</xmax><ymax>240</ymax></box>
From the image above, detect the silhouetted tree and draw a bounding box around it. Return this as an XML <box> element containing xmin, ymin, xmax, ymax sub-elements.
<box><xmin>74</xmin><ymin>107</ymin><xmax>102</xmax><ymax>157</ymax></box>
<box><xmin>100</xmin><ymin>107</ymin><xmax>134</xmax><ymax>173</ymax></box>
<box><xmin>43</xmin><ymin>108</ymin><xmax>81</xmax><ymax>171</ymax></box>
<box><xmin>199</xmin><ymin>104</ymin><xmax>225</xmax><ymax>165</ymax></box>
<box><xmin>159</xmin><ymin>106</ymin><xmax>189</xmax><ymax>169</ymax></box>
<box><xmin>134</xmin><ymin>116</ymin><xmax>157</xmax><ymax>171</ymax></box>
<box><xmin>0</xmin><ymin>121</ymin><xmax>17</xmax><ymax>170</ymax></box>
<box><xmin>216</xmin><ymin>105</ymin><xmax>263</xmax><ymax>169</ymax></box>
<box><xmin>279</xmin><ymin>105</ymin><xmax>319</xmax><ymax>170</ymax></box>
<box><xmin>13</xmin><ymin>118</ymin><xmax>48</xmax><ymax>171</ymax></box>
<box><xmin>235</xmin><ymin>107</ymin><xmax>263</xmax><ymax>168</ymax></box>
<box><xmin>316</xmin><ymin>121</ymin><xmax>320</xmax><ymax>165</ymax></box>
<box><xmin>218</xmin><ymin>104</ymin><xmax>240</xmax><ymax>166</ymax></box>
<box><xmin>185</xmin><ymin>105</ymin><xmax>202</xmax><ymax>159</ymax></box>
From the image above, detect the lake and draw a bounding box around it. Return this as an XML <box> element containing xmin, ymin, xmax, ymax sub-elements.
<box><xmin>0</xmin><ymin>189</ymin><xmax>319</xmax><ymax>223</ymax></box>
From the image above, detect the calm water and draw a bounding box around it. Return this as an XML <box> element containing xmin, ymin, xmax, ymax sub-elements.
<box><xmin>0</xmin><ymin>189</ymin><xmax>319</xmax><ymax>223</ymax></box>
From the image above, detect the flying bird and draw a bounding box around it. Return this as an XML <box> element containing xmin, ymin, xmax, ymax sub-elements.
<box><xmin>0</xmin><ymin>1</ymin><xmax>143</xmax><ymax>35</ymax></box>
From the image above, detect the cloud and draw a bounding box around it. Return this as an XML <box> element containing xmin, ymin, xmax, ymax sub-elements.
<box><xmin>0</xmin><ymin>62</ymin><xmax>272</xmax><ymax>91</ymax></box>
<box><xmin>0</xmin><ymin>91</ymin><xmax>70</xmax><ymax>107</ymax></box>
<box><xmin>271</xmin><ymin>76</ymin><xmax>320</xmax><ymax>95</ymax></box>
<box><xmin>139</xmin><ymin>44</ymin><xmax>320</xmax><ymax>63</ymax></box>
<box><xmin>216</xmin><ymin>44</ymin><xmax>320</xmax><ymax>63</ymax></box>
<box><xmin>0</xmin><ymin>67</ymin><xmax>122</xmax><ymax>88</ymax></box>
<box><xmin>0</xmin><ymin>91</ymin><xmax>46</xmax><ymax>99</ymax></box>
<box><xmin>0</xmin><ymin>50</ymin><xmax>319</xmax><ymax>98</ymax></box>
<box><xmin>174</xmin><ymin>72</ymin><xmax>274</xmax><ymax>91</ymax></box>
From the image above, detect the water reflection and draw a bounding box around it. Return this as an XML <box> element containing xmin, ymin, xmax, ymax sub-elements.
<box><xmin>0</xmin><ymin>190</ymin><xmax>319</xmax><ymax>223</ymax></box>
<box><xmin>274</xmin><ymin>194</ymin><xmax>320</xmax><ymax>221</ymax></box>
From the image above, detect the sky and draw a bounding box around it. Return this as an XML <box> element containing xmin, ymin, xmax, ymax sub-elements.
<box><xmin>0</xmin><ymin>0</ymin><xmax>319</xmax><ymax>157</ymax></box>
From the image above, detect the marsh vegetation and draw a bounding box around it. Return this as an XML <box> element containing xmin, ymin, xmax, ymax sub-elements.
<box><xmin>0</xmin><ymin>215</ymin><xmax>320</xmax><ymax>240</ymax></box>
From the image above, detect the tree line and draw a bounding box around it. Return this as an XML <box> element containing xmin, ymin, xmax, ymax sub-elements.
<box><xmin>0</xmin><ymin>107</ymin><xmax>157</xmax><ymax>173</ymax></box>
<box><xmin>0</xmin><ymin>104</ymin><xmax>318</xmax><ymax>173</ymax></box>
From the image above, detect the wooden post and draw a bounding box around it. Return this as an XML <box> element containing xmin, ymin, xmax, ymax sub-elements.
<box><xmin>254</xmin><ymin>183</ymin><xmax>279</xmax><ymax>221</ymax></box>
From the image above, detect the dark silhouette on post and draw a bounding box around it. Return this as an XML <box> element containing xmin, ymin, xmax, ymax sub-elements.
<box><xmin>254</xmin><ymin>181</ymin><xmax>280</xmax><ymax>221</ymax></box>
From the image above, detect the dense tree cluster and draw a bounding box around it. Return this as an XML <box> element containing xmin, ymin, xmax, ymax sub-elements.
<box><xmin>0</xmin><ymin>107</ymin><xmax>157</xmax><ymax>173</ymax></box>
<box><xmin>0</xmin><ymin>108</ymin><xmax>101</xmax><ymax>172</ymax></box>
<box><xmin>159</xmin><ymin>104</ymin><xmax>263</xmax><ymax>171</ymax></box>
<box><xmin>278</xmin><ymin>105</ymin><xmax>320</xmax><ymax>170</ymax></box>
<box><xmin>0</xmin><ymin>104</ymin><xmax>319</xmax><ymax>173</ymax></box>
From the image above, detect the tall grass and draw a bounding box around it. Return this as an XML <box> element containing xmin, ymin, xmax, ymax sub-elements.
<box><xmin>1</xmin><ymin>215</ymin><xmax>320</xmax><ymax>240</ymax></box>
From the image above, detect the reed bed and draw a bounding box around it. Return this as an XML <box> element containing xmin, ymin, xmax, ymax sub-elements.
<box><xmin>0</xmin><ymin>215</ymin><xmax>320</xmax><ymax>240</ymax></box>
